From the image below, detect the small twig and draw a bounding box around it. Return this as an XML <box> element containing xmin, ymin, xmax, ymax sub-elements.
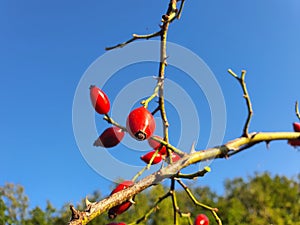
<box><xmin>176</xmin><ymin>180</ymin><xmax>222</xmax><ymax>225</ymax></box>
<box><xmin>150</xmin><ymin>136</ymin><xmax>186</xmax><ymax>156</ymax></box>
<box><xmin>170</xmin><ymin>179</ymin><xmax>178</xmax><ymax>225</ymax></box>
<box><xmin>186</xmin><ymin>215</ymin><xmax>193</xmax><ymax>225</ymax></box>
<box><xmin>175</xmin><ymin>166</ymin><xmax>211</xmax><ymax>179</ymax></box>
<box><xmin>175</xmin><ymin>0</ymin><xmax>185</xmax><ymax>20</ymax></box>
<box><xmin>131</xmin><ymin>192</ymin><xmax>171</xmax><ymax>224</ymax></box>
<box><xmin>131</xmin><ymin>167</ymin><xmax>147</xmax><ymax>183</ymax></box>
<box><xmin>103</xmin><ymin>114</ymin><xmax>127</xmax><ymax>131</ymax></box>
<box><xmin>228</xmin><ymin>69</ymin><xmax>253</xmax><ymax>137</ymax></box>
<box><xmin>295</xmin><ymin>101</ymin><xmax>300</xmax><ymax>121</ymax></box>
<box><xmin>105</xmin><ymin>31</ymin><xmax>161</xmax><ymax>51</ymax></box>
<box><xmin>132</xmin><ymin>148</ymin><xmax>163</xmax><ymax>182</ymax></box>
<box><xmin>151</xmin><ymin>106</ymin><xmax>160</xmax><ymax>115</ymax></box>
<box><xmin>141</xmin><ymin>82</ymin><xmax>161</xmax><ymax>108</ymax></box>
<box><xmin>105</xmin><ymin>0</ymin><xmax>183</xmax><ymax>51</ymax></box>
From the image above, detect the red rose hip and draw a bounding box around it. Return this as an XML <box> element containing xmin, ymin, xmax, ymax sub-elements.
<box><xmin>108</xmin><ymin>180</ymin><xmax>134</xmax><ymax>219</ymax></box>
<box><xmin>140</xmin><ymin>150</ymin><xmax>162</xmax><ymax>165</ymax></box>
<box><xmin>90</xmin><ymin>85</ymin><xmax>110</xmax><ymax>114</ymax></box>
<box><xmin>194</xmin><ymin>214</ymin><xmax>209</xmax><ymax>225</ymax></box>
<box><xmin>126</xmin><ymin>107</ymin><xmax>156</xmax><ymax>141</ymax></box>
<box><xmin>288</xmin><ymin>139</ymin><xmax>300</xmax><ymax>147</ymax></box>
<box><xmin>94</xmin><ymin>127</ymin><xmax>125</xmax><ymax>148</ymax></box>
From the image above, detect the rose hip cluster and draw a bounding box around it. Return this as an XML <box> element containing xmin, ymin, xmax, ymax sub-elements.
<box><xmin>90</xmin><ymin>85</ymin><xmax>181</xmax><ymax>165</ymax></box>
<box><xmin>288</xmin><ymin>122</ymin><xmax>300</xmax><ymax>147</ymax></box>
<box><xmin>90</xmin><ymin>85</ymin><xmax>183</xmax><ymax>221</ymax></box>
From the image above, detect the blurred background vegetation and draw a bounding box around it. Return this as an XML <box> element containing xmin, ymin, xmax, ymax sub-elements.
<box><xmin>1</xmin><ymin>172</ymin><xmax>299</xmax><ymax>225</ymax></box>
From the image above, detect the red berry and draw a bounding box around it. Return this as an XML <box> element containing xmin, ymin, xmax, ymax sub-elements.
<box><xmin>108</xmin><ymin>181</ymin><xmax>134</xmax><ymax>219</ymax></box>
<box><xmin>293</xmin><ymin>122</ymin><xmax>300</xmax><ymax>132</ymax></box>
<box><xmin>288</xmin><ymin>139</ymin><xmax>300</xmax><ymax>147</ymax></box>
<box><xmin>90</xmin><ymin>85</ymin><xmax>110</xmax><ymax>114</ymax></box>
<box><xmin>148</xmin><ymin>136</ymin><xmax>167</xmax><ymax>155</ymax></box>
<box><xmin>94</xmin><ymin>127</ymin><xmax>125</xmax><ymax>148</ymax></box>
<box><xmin>110</xmin><ymin>180</ymin><xmax>134</xmax><ymax>195</ymax></box>
<box><xmin>194</xmin><ymin>214</ymin><xmax>209</xmax><ymax>225</ymax></box>
<box><xmin>126</xmin><ymin>107</ymin><xmax>156</xmax><ymax>141</ymax></box>
<box><xmin>140</xmin><ymin>151</ymin><xmax>162</xmax><ymax>165</ymax></box>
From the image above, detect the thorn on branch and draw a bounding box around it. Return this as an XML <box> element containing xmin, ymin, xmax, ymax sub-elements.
<box><xmin>189</xmin><ymin>142</ymin><xmax>196</xmax><ymax>154</ymax></box>
<box><xmin>85</xmin><ymin>197</ymin><xmax>96</xmax><ymax>213</ymax></box>
<box><xmin>70</xmin><ymin>205</ymin><xmax>81</xmax><ymax>221</ymax></box>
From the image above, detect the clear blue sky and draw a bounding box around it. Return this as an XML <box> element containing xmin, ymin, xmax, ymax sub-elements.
<box><xmin>1</xmin><ymin>0</ymin><xmax>299</xmax><ymax>211</ymax></box>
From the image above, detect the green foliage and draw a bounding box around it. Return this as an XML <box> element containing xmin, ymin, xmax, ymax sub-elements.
<box><xmin>1</xmin><ymin>173</ymin><xmax>299</xmax><ymax>225</ymax></box>
<box><xmin>217</xmin><ymin>173</ymin><xmax>300</xmax><ymax>225</ymax></box>
<box><xmin>0</xmin><ymin>183</ymin><xmax>29</xmax><ymax>225</ymax></box>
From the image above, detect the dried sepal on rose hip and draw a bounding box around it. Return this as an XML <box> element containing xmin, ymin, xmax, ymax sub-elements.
<box><xmin>288</xmin><ymin>139</ymin><xmax>300</xmax><ymax>147</ymax></box>
<box><xmin>94</xmin><ymin>127</ymin><xmax>125</xmax><ymax>148</ymax></box>
<box><xmin>126</xmin><ymin>107</ymin><xmax>156</xmax><ymax>141</ymax></box>
<box><xmin>293</xmin><ymin>122</ymin><xmax>300</xmax><ymax>132</ymax></box>
<box><xmin>288</xmin><ymin>122</ymin><xmax>300</xmax><ymax>147</ymax></box>
<box><xmin>90</xmin><ymin>85</ymin><xmax>110</xmax><ymax>114</ymax></box>
<box><xmin>140</xmin><ymin>150</ymin><xmax>162</xmax><ymax>165</ymax></box>
<box><xmin>194</xmin><ymin>214</ymin><xmax>209</xmax><ymax>225</ymax></box>
<box><xmin>108</xmin><ymin>180</ymin><xmax>134</xmax><ymax>219</ymax></box>
<box><xmin>148</xmin><ymin>135</ymin><xmax>167</xmax><ymax>155</ymax></box>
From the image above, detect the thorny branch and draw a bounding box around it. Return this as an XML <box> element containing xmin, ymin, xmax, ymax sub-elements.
<box><xmin>68</xmin><ymin>131</ymin><xmax>300</xmax><ymax>225</ymax></box>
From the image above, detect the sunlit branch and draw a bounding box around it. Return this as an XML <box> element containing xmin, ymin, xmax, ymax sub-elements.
<box><xmin>228</xmin><ymin>69</ymin><xmax>253</xmax><ymax>137</ymax></box>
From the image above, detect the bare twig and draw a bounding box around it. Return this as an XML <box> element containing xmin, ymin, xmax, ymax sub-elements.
<box><xmin>103</xmin><ymin>114</ymin><xmax>127</xmax><ymax>131</ymax></box>
<box><xmin>150</xmin><ymin>136</ymin><xmax>186</xmax><ymax>156</ymax></box>
<box><xmin>157</xmin><ymin>1</ymin><xmax>179</xmax><ymax>144</ymax></box>
<box><xmin>105</xmin><ymin>31</ymin><xmax>161</xmax><ymax>51</ymax></box>
<box><xmin>228</xmin><ymin>69</ymin><xmax>253</xmax><ymax>137</ymax></box>
<box><xmin>105</xmin><ymin>0</ymin><xmax>183</xmax><ymax>51</ymax></box>
<box><xmin>170</xmin><ymin>179</ymin><xmax>178</xmax><ymax>225</ymax></box>
<box><xmin>140</xmin><ymin>81</ymin><xmax>161</xmax><ymax>108</ymax></box>
<box><xmin>175</xmin><ymin>0</ymin><xmax>185</xmax><ymax>20</ymax></box>
<box><xmin>176</xmin><ymin>179</ymin><xmax>222</xmax><ymax>225</ymax></box>
<box><xmin>131</xmin><ymin>192</ymin><xmax>171</xmax><ymax>224</ymax></box>
<box><xmin>175</xmin><ymin>166</ymin><xmax>211</xmax><ymax>179</ymax></box>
